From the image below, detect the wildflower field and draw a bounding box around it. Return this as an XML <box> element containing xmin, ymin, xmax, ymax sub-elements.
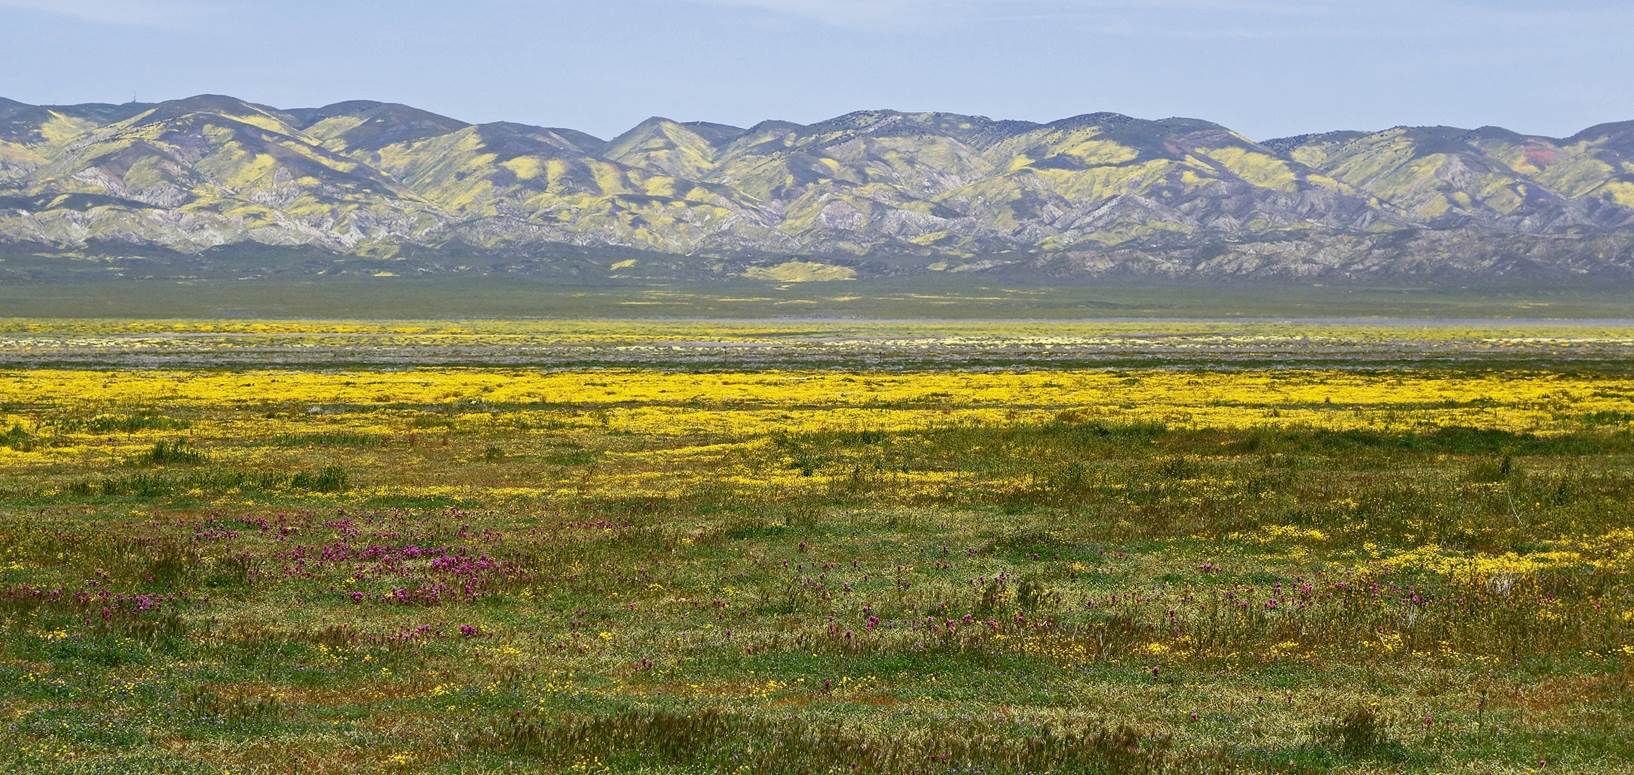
<box><xmin>2</xmin><ymin>318</ymin><xmax>1634</xmax><ymax>772</ymax></box>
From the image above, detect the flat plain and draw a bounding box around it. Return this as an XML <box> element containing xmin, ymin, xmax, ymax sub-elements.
<box><xmin>2</xmin><ymin>314</ymin><xmax>1633</xmax><ymax>772</ymax></box>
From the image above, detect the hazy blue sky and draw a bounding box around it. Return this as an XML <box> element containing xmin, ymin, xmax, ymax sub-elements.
<box><xmin>1</xmin><ymin>0</ymin><xmax>1629</xmax><ymax>140</ymax></box>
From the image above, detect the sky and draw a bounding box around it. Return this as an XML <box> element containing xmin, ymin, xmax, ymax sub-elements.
<box><xmin>1</xmin><ymin>0</ymin><xmax>1630</xmax><ymax>141</ymax></box>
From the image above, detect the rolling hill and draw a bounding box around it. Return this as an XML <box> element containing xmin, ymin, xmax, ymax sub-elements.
<box><xmin>4</xmin><ymin>94</ymin><xmax>1634</xmax><ymax>282</ymax></box>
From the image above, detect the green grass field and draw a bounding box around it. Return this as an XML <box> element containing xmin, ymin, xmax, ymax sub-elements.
<box><xmin>5</xmin><ymin>277</ymin><xmax>1634</xmax><ymax>320</ymax></box>
<box><xmin>1</xmin><ymin>312</ymin><xmax>1633</xmax><ymax>773</ymax></box>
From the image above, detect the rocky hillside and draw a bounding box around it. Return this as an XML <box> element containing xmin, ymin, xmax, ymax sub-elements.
<box><xmin>4</xmin><ymin>94</ymin><xmax>1634</xmax><ymax>281</ymax></box>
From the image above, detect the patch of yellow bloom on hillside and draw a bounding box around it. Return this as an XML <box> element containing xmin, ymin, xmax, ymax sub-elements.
<box><xmin>743</xmin><ymin>261</ymin><xmax>858</xmax><ymax>282</ymax></box>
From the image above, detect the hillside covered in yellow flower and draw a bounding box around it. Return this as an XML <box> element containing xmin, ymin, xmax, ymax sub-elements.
<box><xmin>8</xmin><ymin>95</ymin><xmax>1634</xmax><ymax>281</ymax></box>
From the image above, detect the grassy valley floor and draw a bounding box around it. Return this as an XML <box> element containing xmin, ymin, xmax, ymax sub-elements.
<box><xmin>0</xmin><ymin>319</ymin><xmax>1632</xmax><ymax>772</ymax></box>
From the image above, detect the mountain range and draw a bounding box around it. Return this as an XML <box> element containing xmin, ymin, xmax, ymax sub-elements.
<box><xmin>5</xmin><ymin>94</ymin><xmax>1634</xmax><ymax>282</ymax></box>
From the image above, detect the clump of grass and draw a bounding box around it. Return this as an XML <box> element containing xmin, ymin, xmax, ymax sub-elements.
<box><xmin>68</xmin><ymin>465</ymin><xmax>349</xmax><ymax>497</ymax></box>
<box><xmin>290</xmin><ymin>466</ymin><xmax>349</xmax><ymax>492</ymax></box>
<box><xmin>1317</xmin><ymin>706</ymin><xmax>1408</xmax><ymax>762</ymax></box>
<box><xmin>134</xmin><ymin>439</ymin><xmax>207</xmax><ymax>465</ymax></box>
<box><xmin>1016</xmin><ymin>577</ymin><xmax>1059</xmax><ymax>611</ymax></box>
<box><xmin>55</xmin><ymin>413</ymin><xmax>191</xmax><ymax>434</ymax></box>
<box><xmin>1</xmin><ymin>422</ymin><xmax>33</xmax><ymax>450</ymax></box>
<box><xmin>182</xmin><ymin>687</ymin><xmax>287</xmax><ymax>728</ymax></box>
<box><xmin>486</xmin><ymin>709</ymin><xmax>1176</xmax><ymax>773</ymax></box>
<box><xmin>1465</xmin><ymin>454</ymin><xmax>1516</xmax><ymax>483</ymax></box>
<box><xmin>1033</xmin><ymin>460</ymin><xmax>1098</xmax><ymax>505</ymax></box>
<box><xmin>263</xmin><ymin>431</ymin><xmax>383</xmax><ymax>448</ymax></box>
<box><xmin>542</xmin><ymin>448</ymin><xmax>597</xmax><ymax>466</ymax></box>
<box><xmin>1155</xmin><ymin>455</ymin><xmax>1201</xmax><ymax>480</ymax></box>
